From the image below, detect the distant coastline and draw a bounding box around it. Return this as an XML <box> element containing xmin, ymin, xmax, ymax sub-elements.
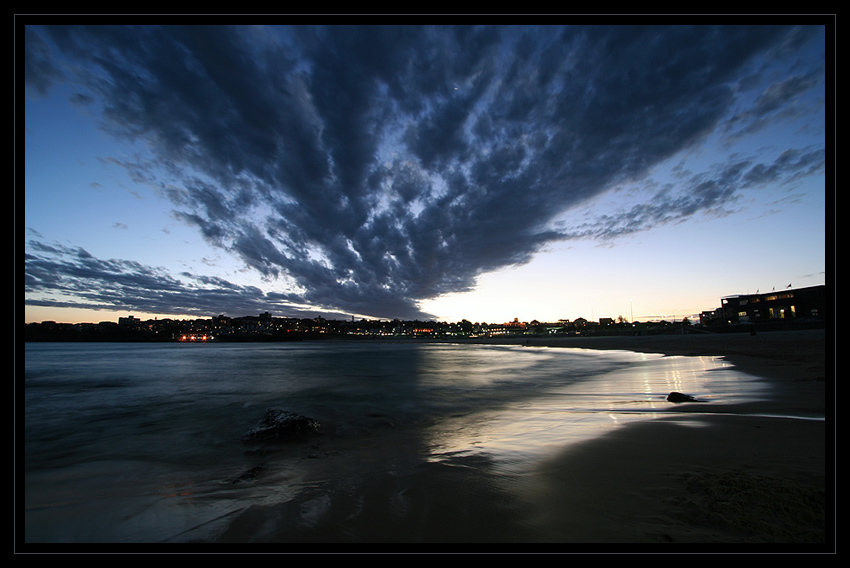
<box><xmin>24</xmin><ymin>284</ymin><xmax>828</xmax><ymax>343</ymax></box>
<box><xmin>22</xmin><ymin>316</ymin><xmax>825</xmax><ymax>343</ymax></box>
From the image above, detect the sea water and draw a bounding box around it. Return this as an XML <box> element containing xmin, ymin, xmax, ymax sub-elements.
<box><xmin>22</xmin><ymin>341</ymin><xmax>766</xmax><ymax>544</ymax></box>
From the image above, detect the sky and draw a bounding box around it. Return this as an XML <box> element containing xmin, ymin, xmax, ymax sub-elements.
<box><xmin>22</xmin><ymin>22</ymin><xmax>830</xmax><ymax>325</ymax></box>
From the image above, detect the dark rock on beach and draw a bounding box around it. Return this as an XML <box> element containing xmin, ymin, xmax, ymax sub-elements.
<box><xmin>242</xmin><ymin>409</ymin><xmax>321</xmax><ymax>442</ymax></box>
<box><xmin>666</xmin><ymin>392</ymin><xmax>701</xmax><ymax>403</ymax></box>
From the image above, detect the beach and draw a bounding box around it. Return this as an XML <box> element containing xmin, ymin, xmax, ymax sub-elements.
<box><xmin>206</xmin><ymin>329</ymin><xmax>830</xmax><ymax>549</ymax></box>
<box><xmin>494</xmin><ymin>328</ymin><xmax>830</xmax><ymax>546</ymax></box>
<box><xmin>22</xmin><ymin>329</ymin><xmax>830</xmax><ymax>549</ymax></box>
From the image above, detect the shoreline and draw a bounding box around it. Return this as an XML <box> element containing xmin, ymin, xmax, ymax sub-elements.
<box><xmin>472</xmin><ymin>328</ymin><xmax>828</xmax><ymax>414</ymax></box>
<box><xmin>22</xmin><ymin>329</ymin><xmax>832</xmax><ymax>548</ymax></box>
<box><xmin>216</xmin><ymin>329</ymin><xmax>831</xmax><ymax>548</ymax></box>
<box><xmin>503</xmin><ymin>329</ymin><xmax>831</xmax><ymax>546</ymax></box>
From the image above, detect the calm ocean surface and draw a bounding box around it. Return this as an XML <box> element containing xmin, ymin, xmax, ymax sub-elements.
<box><xmin>23</xmin><ymin>341</ymin><xmax>766</xmax><ymax>544</ymax></box>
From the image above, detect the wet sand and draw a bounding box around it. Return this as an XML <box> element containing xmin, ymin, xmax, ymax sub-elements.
<box><xmin>498</xmin><ymin>329</ymin><xmax>831</xmax><ymax>548</ymax></box>
<box><xmin>207</xmin><ymin>329</ymin><xmax>830</xmax><ymax>550</ymax></box>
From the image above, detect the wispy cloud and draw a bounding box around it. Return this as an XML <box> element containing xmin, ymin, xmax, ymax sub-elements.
<box><xmin>558</xmin><ymin>144</ymin><xmax>825</xmax><ymax>240</ymax></box>
<box><xmin>24</xmin><ymin>24</ymin><xmax>826</xmax><ymax>319</ymax></box>
<box><xmin>25</xmin><ymin>240</ymin><xmax>330</xmax><ymax>319</ymax></box>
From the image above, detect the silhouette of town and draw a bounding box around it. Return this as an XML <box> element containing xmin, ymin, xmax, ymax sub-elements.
<box><xmin>25</xmin><ymin>285</ymin><xmax>825</xmax><ymax>342</ymax></box>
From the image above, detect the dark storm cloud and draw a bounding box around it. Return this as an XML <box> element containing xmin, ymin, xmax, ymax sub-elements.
<box><xmin>24</xmin><ymin>23</ymin><xmax>826</xmax><ymax>319</ymax></box>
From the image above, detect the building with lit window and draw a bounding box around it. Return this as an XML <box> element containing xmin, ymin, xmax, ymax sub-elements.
<box><xmin>710</xmin><ymin>285</ymin><xmax>826</xmax><ymax>325</ymax></box>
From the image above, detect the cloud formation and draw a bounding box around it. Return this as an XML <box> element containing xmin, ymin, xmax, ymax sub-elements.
<box><xmin>24</xmin><ymin>24</ymin><xmax>826</xmax><ymax>319</ymax></box>
<box><xmin>25</xmin><ymin>239</ymin><xmax>326</xmax><ymax>319</ymax></box>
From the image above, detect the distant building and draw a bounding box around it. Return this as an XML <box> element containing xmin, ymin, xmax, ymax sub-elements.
<box><xmin>700</xmin><ymin>308</ymin><xmax>724</xmax><ymax>325</ymax></box>
<box><xmin>711</xmin><ymin>285</ymin><xmax>826</xmax><ymax>325</ymax></box>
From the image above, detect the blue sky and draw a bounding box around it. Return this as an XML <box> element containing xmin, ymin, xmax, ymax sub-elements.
<box><xmin>22</xmin><ymin>22</ymin><xmax>829</xmax><ymax>324</ymax></box>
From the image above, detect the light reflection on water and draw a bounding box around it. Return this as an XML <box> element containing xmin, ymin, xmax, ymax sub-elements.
<box><xmin>420</xmin><ymin>350</ymin><xmax>767</xmax><ymax>470</ymax></box>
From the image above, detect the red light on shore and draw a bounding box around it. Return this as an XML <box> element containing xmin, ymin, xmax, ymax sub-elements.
<box><xmin>179</xmin><ymin>334</ymin><xmax>211</xmax><ymax>342</ymax></box>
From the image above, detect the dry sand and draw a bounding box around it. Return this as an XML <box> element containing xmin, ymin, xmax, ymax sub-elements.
<box><xmin>501</xmin><ymin>328</ymin><xmax>832</xmax><ymax>548</ymax></box>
